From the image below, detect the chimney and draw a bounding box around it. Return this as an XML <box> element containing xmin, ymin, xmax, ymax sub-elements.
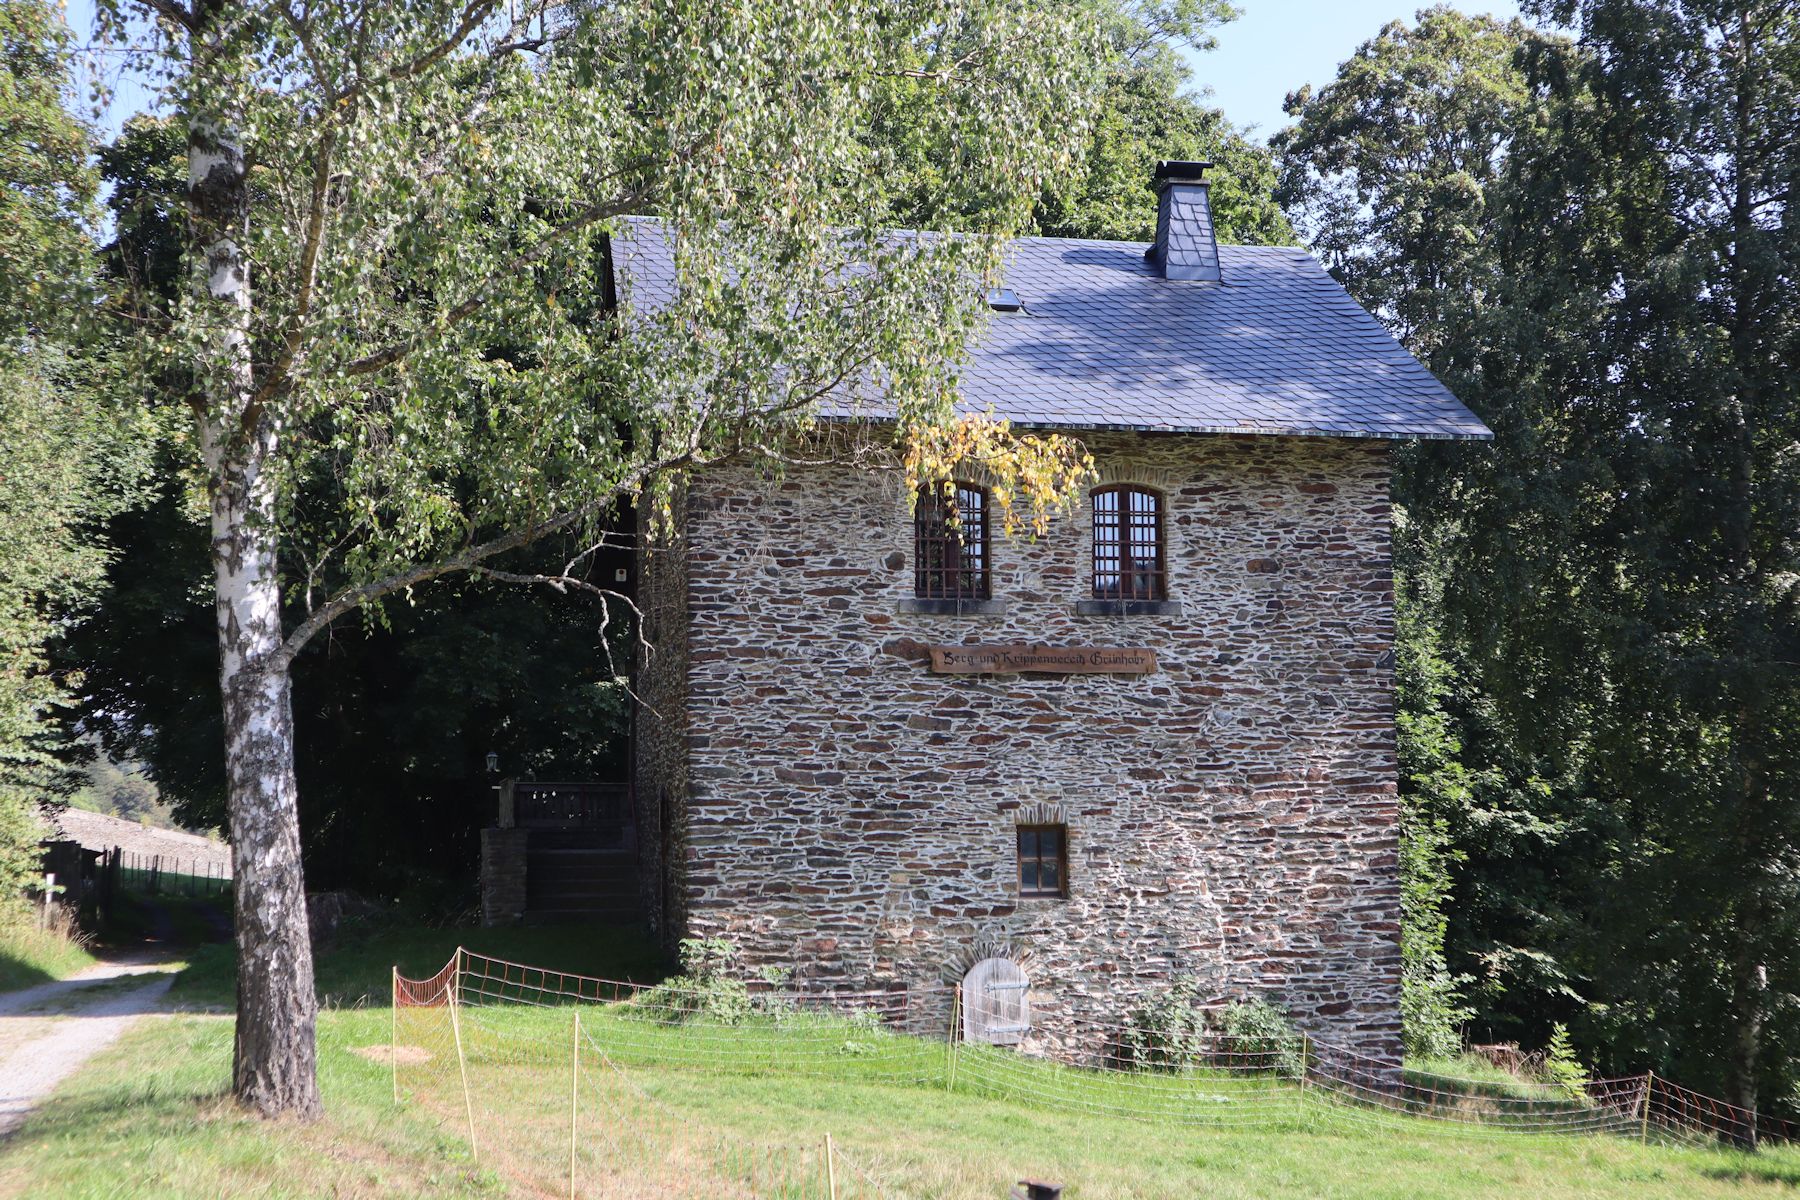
<box><xmin>1144</xmin><ymin>160</ymin><xmax>1220</xmax><ymax>282</ymax></box>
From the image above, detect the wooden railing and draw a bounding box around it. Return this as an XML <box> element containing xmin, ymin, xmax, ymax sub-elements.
<box><xmin>500</xmin><ymin>781</ymin><xmax>634</xmax><ymax>848</ymax></box>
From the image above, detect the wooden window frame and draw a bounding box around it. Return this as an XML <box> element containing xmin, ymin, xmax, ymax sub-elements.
<box><xmin>914</xmin><ymin>482</ymin><xmax>992</xmax><ymax>601</ymax></box>
<box><xmin>1016</xmin><ymin>823</ymin><xmax>1069</xmax><ymax>899</ymax></box>
<box><xmin>1090</xmin><ymin>485</ymin><xmax>1167</xmax><ymax>602</ymax></box>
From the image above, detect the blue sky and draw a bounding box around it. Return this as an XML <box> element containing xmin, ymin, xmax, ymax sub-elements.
<box><xmin>70</xmin><ymin>0</ymin><xmax>1526</xmax><ymax>143</ymax></box>
<box><xmin>1188</xmin><ymin>0</ymin><xmax>1524</xmax><ymax>141</ymax></box>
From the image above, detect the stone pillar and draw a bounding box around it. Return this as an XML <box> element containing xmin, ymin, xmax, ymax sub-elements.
<box><xmin>480</xmin><ymin>827</ymin><xmax>529</xmax><ymax>926</ymax></box>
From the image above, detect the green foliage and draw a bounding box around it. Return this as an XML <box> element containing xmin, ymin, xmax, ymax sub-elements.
<box><xmin>866</xmin><ymin>0</ymin><xmax>1290</xmax><ymax>247</ymax></box>
<box><xmin>1034</xmin><ymin>66</ymin><xmax>1293</xmax><ymax>246</ymax></box>
<box><xmin>1120</xmin><ymin>978</ymin><xmax>1212</xmax><ymax>1070</ymax></box>
<box><xmin>676</xmin><ymin>937</ymin><xmax>739</xmax><ymax>981</ymax></box>
<box><xmin>1211</xmin><ymin>997</ymin><xmax>1307</xmax><ymax>1079</ymax></box>
<box><xmin>1281</xmin><ymin>0</ymin><xmax>1800</xmax><ymax>1117</ymax></box>
<box><xmin>67</xmin><ymin>744</ymin><xmax>182</xmax><ymax>830</ymax></box>
<box><xmin>0</xmin><ymin>0</ymin><xmax>148</xmax><ymax>898</ymax></box>
<box><xmin>1544</xmin><ymin>1023</ymin><xmax>1591</xmax><ymax>1102</ymax></box>
<box><xmin>1395</xmin><ymin>569</ymin><xmax>1476</xmax><ymax>1058</ymax></box>
<box><xmin>637</xmin><ymin>937</ymin><xmax>755</xmax><ymax>1025</ymax></box>
<box><xmin>1121</xmin><ymin>983</ymin><xmax>1304</xmax><ymax>1077</ymax></box>
<box><xmin>0</xmin><ymin>0</ymin><xmax>97</xmax><ymax>342</ymax></box>
<box><xmin>116</xmin><ymin>0</ymin><xmax>1107</xmax><ymax>608</ymax></box>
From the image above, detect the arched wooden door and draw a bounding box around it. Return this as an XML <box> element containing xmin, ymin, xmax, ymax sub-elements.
<box><xmin>961</xmin><ymin>956</ymin><xmax>1030</xmax><ymax>1046</ymax></box>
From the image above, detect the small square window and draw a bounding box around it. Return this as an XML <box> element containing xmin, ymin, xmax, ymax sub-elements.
<box><xmin>1017</xmin><ymin>824</ymin><xmax>1068</xmax><ymax>899</ymax></box>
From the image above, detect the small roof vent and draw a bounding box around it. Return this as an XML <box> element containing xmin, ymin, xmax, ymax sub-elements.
<box><xmin>986</xmin><ymin>286</ymin><xmax>1023</xmax><ymax>313</ymax></box>
<box><xmin>1145</xmin><ymin>159</ymin><xmax>1220</xmax><ymax>283</ymax></box>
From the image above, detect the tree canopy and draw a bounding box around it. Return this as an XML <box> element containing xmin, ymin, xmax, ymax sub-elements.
<box><xmin>1280</xmin><ymin>0</ymin><xmax>1800</xmax><ymax>1121</ymax></box>
<box><xmin>0</xmin><ymin>0</ymin><xmax>146</xmax><ymax>895</ymax></box>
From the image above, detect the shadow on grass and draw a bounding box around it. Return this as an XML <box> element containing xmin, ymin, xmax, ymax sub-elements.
<box><xmin>8</xmin><ymin>1084</ymin><xmax>235</xmax><ymax>1151</ymax></box>
<box><xmin>1698</xmin><ymin>1154</ymin><xmax>1800</xmax><ymax>1187</ymax></box>
<box><xmin>0</xmin><ymin>953</ymin><xmax>63</xmax><ymax>994</ymax></box>
<box><xmin>0</xmin><ymin>920</ymin><xmax>96</xmax><ymax>994</ymax></box>
<box><xmin>97</xmin><ymin>891</ymin><xmax>232</xmax><ymax>953</ymax></box>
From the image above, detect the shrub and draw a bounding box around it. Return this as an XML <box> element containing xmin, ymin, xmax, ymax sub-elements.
<box><xmin>1401</xmin><ymin>958</ymin><xmax>1474</xmax><ymax>1060</ymax></box>
<box><xmin>1212</xmin><ymin>996</ymin><xmax>1307</xmax><ymax>1079</ymax></box>
<box><xmin>677</xmin><ymin>936</ymin><xmax>739</xmax><ymax>980</ymax></box>
<box><xmin>1121</xmin><ymin>979</ymin><xmax>1210</xmax><ymax>1070</ymax></box>
<box><xmin>636</xmin><ymin>937</ymin><xmax>754</xmax><ymax>1025</ymax></box>
<box><xmin>1542</xmin><ymin>1023</ymin><xmax>1591</xmax><ymax>1102</ymax></box>
<box><xmin>1121</xmin><ymin>982</ymin><xmax>1305</xmax><ymax>1078</ymax></box>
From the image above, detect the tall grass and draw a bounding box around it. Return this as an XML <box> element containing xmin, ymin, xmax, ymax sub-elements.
<box><xmin>0</xmin><ymin>901</ymin><xmax>95</xmax><ymax>992</ymax></box>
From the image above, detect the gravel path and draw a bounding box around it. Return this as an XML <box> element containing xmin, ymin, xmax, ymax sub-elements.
<box><xmin>0</xmin><ymin>956</ymin><xmax>180</xmax><ymax>1137</ymax></box>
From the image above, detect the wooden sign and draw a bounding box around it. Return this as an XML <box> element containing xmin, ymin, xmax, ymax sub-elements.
<box><xmin>928</xmin><ymin>644</ymin><xmax>1157</xmax><ymax>675</ymax></box>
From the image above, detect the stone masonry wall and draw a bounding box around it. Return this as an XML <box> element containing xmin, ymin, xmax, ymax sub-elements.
<box><xmin>643</xmin><ymin>432</ymin><xmax>1402</xmax><ymax>1063</ymax></box>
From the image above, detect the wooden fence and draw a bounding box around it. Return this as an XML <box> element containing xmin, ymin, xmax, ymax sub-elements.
<box><xmin>106</xmin><ymin>846</ymin><xmax>233</xmax><ymax>898</ymax></box>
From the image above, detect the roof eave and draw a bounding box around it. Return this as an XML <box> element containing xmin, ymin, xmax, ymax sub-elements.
<box><xmin>814</xmin><ymin>412</ymin><xmax>1494</xmax><ymax>442</ymax></box>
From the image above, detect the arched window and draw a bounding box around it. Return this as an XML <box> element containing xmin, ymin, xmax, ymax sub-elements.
<box><xmin>1091</xmin><ymin>485</ymin><xmax>1166</xmax><ymax>601</ymax></box>
<box><xmin>914</xmin><ymin>482</ymin><xmax>990</xmax><ymax>600</ymax></box>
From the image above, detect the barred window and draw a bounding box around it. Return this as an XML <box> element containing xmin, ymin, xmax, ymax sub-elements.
<box><xmin>1017</xmin><ymin>825</ymin><xmax>1068</xmax><ymax>898</ymax></box>
<box><xmin>1091</xmin><ymin>485</ymin><xmax>1166</xmax><ymax>602</ymax></box>
<box><xmin>915</xmin><ymin>483</ymin><xmax>991</xmax><ymax>600</ymax></box>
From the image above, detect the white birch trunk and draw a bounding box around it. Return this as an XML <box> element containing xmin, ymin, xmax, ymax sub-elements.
<box><xmin>191</xmin><ymin>101</ymin><xmax>322</xmax><ymax>1118</ymax></box>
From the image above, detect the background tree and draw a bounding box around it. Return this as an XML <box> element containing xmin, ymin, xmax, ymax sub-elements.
<box><xmin>103</xmin><ymin>0</ymin><xmax>1103</xmax><ymax>1117</ymax></box>
<box><xmin>1277</xmin><ymin>2</ymin><xmax>1592</xmax><ymax>1061</ymax></box>
<box><xmin>868</xmin><ymin>0</ymin><xmax>1291</xmax><ymax>244</ymax></box>
<box><xmin>0</xmin><ymin>0</ymin><xmax>145</xmax><ymax>898</ymax></box>
<box><xmin>1281</xmin><ymin>1</ymin><xmax>1800</xmax><ymax>1127</ymax></box>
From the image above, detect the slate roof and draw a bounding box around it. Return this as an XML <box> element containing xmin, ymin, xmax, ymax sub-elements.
<box><xmin>613</xmin><ymin>219</ymin><xmax>1491</xmax><ymax>442</ymax></box>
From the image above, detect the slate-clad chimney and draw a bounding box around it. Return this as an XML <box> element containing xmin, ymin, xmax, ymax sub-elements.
<box><xmin>1145</xmin><ymin>160</ymin><xmax>1220</xmax><ymax>282</ymax></box>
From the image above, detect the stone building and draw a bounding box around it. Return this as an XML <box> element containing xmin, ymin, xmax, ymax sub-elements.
<box><xmin>626</xmin><ymin>162</ymin><xmax>1489</xmax><ymax>1063</ymax></box>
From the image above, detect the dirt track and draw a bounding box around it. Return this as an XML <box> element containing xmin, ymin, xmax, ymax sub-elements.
<box><xmin>0</xmin><ymin>955</ymin><xmax>179</xmax><ymax>1137</ymax></box>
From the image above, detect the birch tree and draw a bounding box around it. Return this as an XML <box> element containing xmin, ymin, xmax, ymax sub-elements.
<box><xmin>104</xmin><ymin>0</ymin><xmax>1101</xmax><ymax>1116</ymax></box>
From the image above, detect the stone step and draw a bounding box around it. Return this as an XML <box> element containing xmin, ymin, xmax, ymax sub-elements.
<box><xmin>525</xmin><ymin>831</ymin><xmax>632</xmax><ymax>851</ymax></box>
<box><xmin>525</xmin><ymin>881</ymin><xmax>640</xmax><ymax>899</ymax></box>
<box><xmin>527</xmin><ymin>864</ymin><xmax>637</xmax><ymax>883</ymax></box>
<box><xmin>523</xmin><ymin>908</ymin><xmax>643</xmax><ymax>926</ymax></box>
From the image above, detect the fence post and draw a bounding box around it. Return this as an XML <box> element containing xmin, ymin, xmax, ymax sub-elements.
<box><xmin>1299</xmin><ymin>1031</ymin><xmax>1311</xmax><ymax>1107</ymax></box>
<box><xmin>569</xmin><ymin>1009</ymin><xmax>580</xmax><ymax>1200</ymax></box>
<box><xmin>448</xmin><ymin>954</ymin><xmax>479</xmax><ymax>1164</ymax></box>
<box><xmin>391</xmin><ymin>967</ymin><xmax>400</xmax><ymax>1105</ymax></box>
<box><xmin>1640</xmin><ymin>1071</ymin><xmax>1654</xmax><ymax>1144</ymax></box>
<box><xmin>945</xmin><ymin>985</ymin><xmax>962</xmax><ymax>1093</ymax></box>
<box><xmin>40</xmin><ymin>873</ymin><xmax>53</xmax><ymax>930</ymax></box>
<box><xmin>825</xmin><ymin>1132</ymin><xmax>837</xmax><ymax>1200</ymax></box>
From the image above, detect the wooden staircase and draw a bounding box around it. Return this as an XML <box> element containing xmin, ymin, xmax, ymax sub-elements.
<box><xmin>523</xmin><ymin>829</ymin><xmax>641</xmax><ymax>924</ymax></box>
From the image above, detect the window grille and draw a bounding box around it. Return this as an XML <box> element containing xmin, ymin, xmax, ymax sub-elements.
<box><xmin>1017</xmin><ymin>824</ymin><xmax>1068</xmax><ymax>898</ymax></box>
<box><xmin>1091</xmin><ymin>485</ymin><xmax>1167</xmax><ymax>601</ymax></box>
<box><xmin>915</xmin><ymin>483</ymin><xmax>991</xmax><ymax>600</ymax></box>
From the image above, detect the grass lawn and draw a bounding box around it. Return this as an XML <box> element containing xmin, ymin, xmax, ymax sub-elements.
<box><xmin>6</xmin><ymin>920</ymin><xmax>1800</xmax><ymax>1198</ymax></box>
